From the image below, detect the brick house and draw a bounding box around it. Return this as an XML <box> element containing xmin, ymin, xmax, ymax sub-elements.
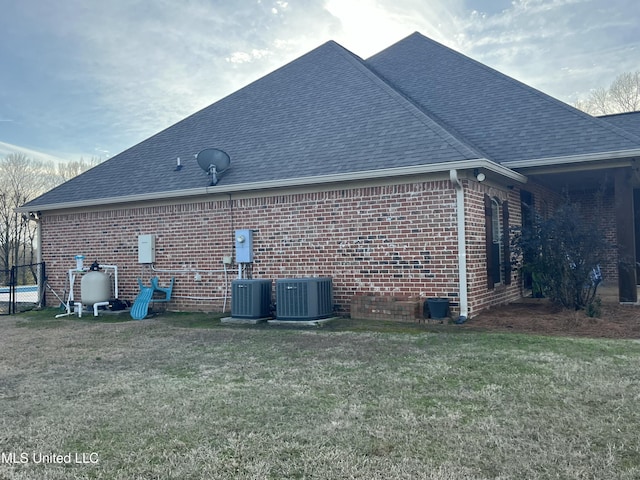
<box><xmin>19</xmin><ymin>32</ymin><xmax>640</xmax><ymax>319</ymax></box>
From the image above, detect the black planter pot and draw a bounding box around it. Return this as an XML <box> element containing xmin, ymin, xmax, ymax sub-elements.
<box><xmin>425</xmin><ymin>298</ymin><xmax>449</xmax><ymax>319</ymax></box>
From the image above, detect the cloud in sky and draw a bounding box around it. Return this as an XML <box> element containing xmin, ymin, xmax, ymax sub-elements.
<box><xmin>458</xmin><ymin>0</ymin><xmax>640</xmax><ymax>99</ymax></box>
<box><xmin>0</xmin><ymin>0</ymin><xmax>638</xmax><ymax>164</ymax></box>
<box><xmin>0</xmin><ymin>141</ymin><xmax>78</xmax><ymax>165</ymax></box>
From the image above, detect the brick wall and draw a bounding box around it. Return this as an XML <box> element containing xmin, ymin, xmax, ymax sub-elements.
<box><xmin>464</xmin><ymin>183</ymin><xmax>522</xmax><ymax>315</ymax></box>
<box><xmin>571</xmin><ymin>188</ymin><xmax>618</xmax><ymax>282</ymax></box>
<box><xmin>511</xmin><ymin>182</ymin><xmax>618</xmax><ymax>286</ymax></box>
<box><xmin>40</xmin><ymin>178</ymin><xmax>525</xmax><ymax>316</ymax></box>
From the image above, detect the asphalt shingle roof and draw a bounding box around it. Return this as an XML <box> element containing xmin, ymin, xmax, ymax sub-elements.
<box><xmin>23</xmin><ymin>32</ymin><xmax>640</xmax><ymax>210</ymax></box>
<box><xmin>598</xmin><ymin>111</ymin><xmax>640</xmax><ymax>136</ymax></box>
<box><xmin>24</xmin><ymin>40</ymin><xmax>480</xmax><ymax>209</ymax></box>
<box><xmin>366</xmin><ymin>33</ymin><xmax>640</xmax><ymax>163</ymax></box>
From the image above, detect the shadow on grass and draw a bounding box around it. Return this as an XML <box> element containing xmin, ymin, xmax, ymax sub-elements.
<box><xmin>12</xmin><ymin>308</ymin><xmax>133</xmax><ymax>328</ymax></box>
<box><xmin>323</xmin><ymin>317</ymin><xmax>469</xmax><ymax>335</ymax></box>
<box><xmin>157</xmin><ymin>313</ymin><xmax>472</xmax><ymax>335</ymax></box>
<box><xmin>11</xmin><ymin>308</ymin><xmax>499</xmax><ymax>337</ymax></box>
<box><xmin>158</xmin><ymin>313</ymin><xmax>476</xmax><ymax>336</ymax></box>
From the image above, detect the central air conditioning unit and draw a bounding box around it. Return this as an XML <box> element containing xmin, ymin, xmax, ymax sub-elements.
<box><xmin>231</xmin><ymin>279</ymin><xmax>272</xmax><ymax>319</ymax></box>
<box><xmin>275</xmin><ymin>277</ymin><xmax>333</xmax><ymax>321</ymax></box>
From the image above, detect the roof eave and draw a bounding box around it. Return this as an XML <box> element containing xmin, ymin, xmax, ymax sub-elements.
<box><xmin>502</xmin><ymin>148</ymin><xmax>640</xmax><ymax>170</ymax></box>
<box><xmin>18</xmin><ymin>158</ymin><xmax>526</xmax><ymax>213</ymax></box>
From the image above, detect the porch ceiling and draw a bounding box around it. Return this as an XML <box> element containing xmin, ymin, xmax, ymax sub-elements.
<box><xmin>527</xmin><ymin>169</ymin><xmax>615</xmax><ymax>192</ymax></box>
<box><xmin>516</xmin><ymin>159</ymin><xmax>639</xmax><ymax>193</ymax></box>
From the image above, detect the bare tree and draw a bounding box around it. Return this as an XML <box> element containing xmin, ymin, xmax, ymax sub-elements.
<box><xmin>575</xmin><ymin>71</ymin><xmax>640</xmax><ymax>115</ymax></box>
<box><xmin>56</xmin><ymin>156</ymin><xmax>102</xmax><ymax>183</ymax></box>
<box><xmin>586</xmin><ymin>87</ymin><xmax>610</xmax><ymax>115</ymax></box>
<box><xmin>0</xmin><ymin>153</ymin><xmax>102</xmax><ymax>275</ymax></box>
<box><xmin>609</xmin><ymin>72</ymin><xmax>640</xmax><ymax>113</ymax></box>
<box><xmin>0</xmin><ymin>154</ymin><xmax>49</xmax><ymax>272</ymax></box>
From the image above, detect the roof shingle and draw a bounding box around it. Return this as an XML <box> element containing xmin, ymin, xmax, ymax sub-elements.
<box><xmin>23</xmin><ymin>33</ymin><xmax>640</xmax><ymax>210</ymax></box>
<box><xmin>366</xmin><ymin>32</ymin><xmax>640</xmax><ymax>163</ymax></box>
<box><xmin>25</xmin><ymin>40</ymin><xmax>480</xmax><ymax>209</ymax></box>
<box><xmin>598</xmin><ymin>111</ymin><xmax>640</xmax><ymax>136</ymax></box>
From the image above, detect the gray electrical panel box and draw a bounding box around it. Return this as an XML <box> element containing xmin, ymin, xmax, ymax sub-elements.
<box><xmin>235</xmin><ymin>229</ymin><xmax>253</xmax><ymax>263</ymax></box>
<box><xmin>138</xmin><ymin>234</ymin><xmax>156</xmax><ymax>263</ymax></box>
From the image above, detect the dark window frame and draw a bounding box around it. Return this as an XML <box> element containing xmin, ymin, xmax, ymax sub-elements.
<box><xmin>484</xmin><ymin>194</ymin><xmax>511</xmax><ymax>289</ymax></box>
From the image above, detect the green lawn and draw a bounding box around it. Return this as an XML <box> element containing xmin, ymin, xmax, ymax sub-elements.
<box><xmin>1</xmin><ymin>310</ymin><xmax>639</xmax><ymax>479</ymax></box>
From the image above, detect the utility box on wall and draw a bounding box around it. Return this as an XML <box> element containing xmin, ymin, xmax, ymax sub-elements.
<box><xmin>235</xmin><ymin>229</ymin><xmax>253</xmax><ymax>263</ymax></box>
<box><xmin>138</xmin><ymin>234</ymin><xmax>156</xmax><ymax>263</ymax></box>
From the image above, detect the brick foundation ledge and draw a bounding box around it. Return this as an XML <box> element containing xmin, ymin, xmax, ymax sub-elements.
<box><xmin>351</xmin><ymin>294</ymin><xmax>422</xmax><ymax>322</ymax></box>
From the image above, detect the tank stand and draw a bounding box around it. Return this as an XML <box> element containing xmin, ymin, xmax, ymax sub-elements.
<box><xmin>74</xmin><ymin>301</ymin><xmax>110</xmax><ymax>318</ymax></box>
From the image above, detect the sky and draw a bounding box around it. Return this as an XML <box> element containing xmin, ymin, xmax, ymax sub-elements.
<box><xmin>1</xmin><ymin>0</ymin><xmax>639</xmax><ymax>164</ymax></box>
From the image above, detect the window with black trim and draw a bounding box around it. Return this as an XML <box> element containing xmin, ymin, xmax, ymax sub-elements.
<box><xmin>484</xmin><ymin>194</ymin><xmax>511</xmax><ymax>289</ymax></box>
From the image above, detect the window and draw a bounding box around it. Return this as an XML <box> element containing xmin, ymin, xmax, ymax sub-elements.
<box><xmin>484</xmin><ymin>194</ymin><xmax>511</xmax><ymax>289</ymax></box>
<box><xmin>491</xmin><ymin>198</ymin><xmax>503</xmax><ymax>284</ymax></box>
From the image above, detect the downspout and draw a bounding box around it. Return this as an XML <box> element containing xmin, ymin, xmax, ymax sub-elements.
<box><xmin>449</xmin><ymin>170</ymin><xmax>468</xmax><ymax>323</ymax></box>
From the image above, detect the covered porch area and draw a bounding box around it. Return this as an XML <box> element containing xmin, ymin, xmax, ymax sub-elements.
<box><xmin>516</xmin><ymin>159</ymin><xmax>640</xmax><ymax>304</ymax></box>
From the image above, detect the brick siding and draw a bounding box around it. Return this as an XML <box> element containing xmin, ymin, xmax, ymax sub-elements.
<box><xmin>571</xmin><ymin>188</ymin><xmax>618</xmax><ymax>282</ymax></box>
<box><xmin>40</xmin><ymin>178</ymin><xmax>526</xmax><ymax>317</ymax></box>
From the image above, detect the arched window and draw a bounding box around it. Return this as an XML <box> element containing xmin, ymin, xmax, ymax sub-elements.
<box><xmin>484</xmin><ymin>194</ymin><xmax>511</xmax><ymax>289</ymax></box>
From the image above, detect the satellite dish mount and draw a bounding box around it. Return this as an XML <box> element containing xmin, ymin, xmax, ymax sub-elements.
<box><xmin>196</xmin><ymin>148</ymin><xmax>231</xmax><ymax>186</ymax></box>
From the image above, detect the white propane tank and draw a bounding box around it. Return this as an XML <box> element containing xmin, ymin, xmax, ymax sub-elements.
<box><xmin>81</xmin><ymin>265</ymin><xmax>111</xmax><ymax>305</ymax></box>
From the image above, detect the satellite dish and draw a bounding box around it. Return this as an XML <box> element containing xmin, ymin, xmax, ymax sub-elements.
<box><xmin>196</xmin><ymin>148</ymin><xmax>231</xmax><ymax>186</ymax></box>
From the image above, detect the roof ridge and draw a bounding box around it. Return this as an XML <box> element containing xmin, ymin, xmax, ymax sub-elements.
<box><xmin>326</xmin><ymin>40</ymin><xmax>485</xmax><ymax>160</ymax></box>
<box><xmin>598</xmin><ymin>110</ymin><xmax>640</xmax><ymax>118</ymax></box>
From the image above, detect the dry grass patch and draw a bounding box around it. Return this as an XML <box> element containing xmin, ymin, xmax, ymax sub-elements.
<box><xmin>0</xmin><ymin>311</ymin><xmax>639</xmax><ymax>479</ymax></box>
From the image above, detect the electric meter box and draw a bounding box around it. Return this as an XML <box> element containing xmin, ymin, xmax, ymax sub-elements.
<box><xmin>235</xmin><ymin>229</ymin><xmax>253</xmax><ymax>263</ymax></box>
<box><xmin>138</xmin><ymin>234</ymin><xmax>156</xmax><ymax>263</ymax></box>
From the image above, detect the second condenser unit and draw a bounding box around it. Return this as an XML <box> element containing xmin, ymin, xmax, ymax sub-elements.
<box><xmin>231</xmin><ymin>279</ymin><xmax>272</xmax><ymax>319</ymax></box>
<box><xmin>275</xmin><ymin>277</ymin><xmax>333</xmax><ymax>321</ymax></box>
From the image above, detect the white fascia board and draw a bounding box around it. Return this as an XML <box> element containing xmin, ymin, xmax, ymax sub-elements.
<box><xmin>18</xmin><ymin>158</ymin><xmax>526</xmax><ymax>213</ymax></box>
<box><xmin>503</xmin><ymin>149</ymin><xmax>640</xmax><ymax>169</ymax></box>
